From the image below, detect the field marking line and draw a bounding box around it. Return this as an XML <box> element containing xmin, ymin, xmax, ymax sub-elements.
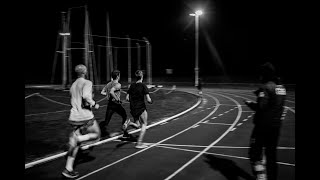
<box><xmin>218</xmin><ymin>90</ymin><xmax>295</xmax><ymax>104</ymax></box>
<box><xmin>37</xmin><ymin>94</ymin><xmax>71</xmax><ymax>106</ymax></box>
<box><xmin>25</xmin><ymin>92</ymin><xmax>40</xmax><ymax>99</ymax></box>
<box><xmin>164</xmin><ymin>92</ymin><xmax>243</xmax><ymax>180</ymax></box>
<box><xmin>115</xmin><ymin>139</ymin><xmax>295</xmax><ymax>150</ymax></box>
<box><xmin>156</xmin><ymin>145</ymin><xmax>295</xmax><ymax>167</ymax></box>
<box><xmin>201</xmin><ymin>122</ymin><xmax>233</xmax><ymax>126</ymax></box>
<box><xmin>216</xmin><ymin>91</ymin><xmax>295</xmax><ymax>115</ymax></box>
<box><xmin>25</xmin><ymin>91</ymin><xmax>203</xmax><ymax>169</ymax></box>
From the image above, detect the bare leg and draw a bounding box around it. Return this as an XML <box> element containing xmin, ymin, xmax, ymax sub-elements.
<box><xmin>136</xmin><ymin>110</ymin><xmax>148</xmax><ymax>148</ymax></box>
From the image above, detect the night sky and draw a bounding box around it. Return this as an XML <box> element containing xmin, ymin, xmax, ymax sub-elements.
<box><xmin>25</xmin><ymin>0</ymin><xmax>297</xmax><ymax>84</ymax></box>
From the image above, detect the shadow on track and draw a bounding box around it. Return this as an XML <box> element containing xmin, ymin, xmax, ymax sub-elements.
<box><xmin>203</xmin><ymin>154</ymin><xmax>255</xmax><ymax>180</ymax></box>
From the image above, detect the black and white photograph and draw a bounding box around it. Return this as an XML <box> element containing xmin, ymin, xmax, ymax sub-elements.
<box><xmin>25</xmin><ymin>0</ymin><xmax>296</xmax><ymax>179</ymax></box>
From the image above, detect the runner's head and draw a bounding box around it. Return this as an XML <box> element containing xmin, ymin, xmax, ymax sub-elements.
<box><xmin>75</xmin><ymin>64</ymin><xmax>87</xmax><ymax>77</ymax></box>
<box><xmin>135</xmin><ymin>70</ymin><xmax>143</xmax><ymax>81</ymax></box>
<box><xmin>111</xmin><ymin>70</ymin><xmax>120</xmax><ymax>81</ymax></box>
<box><xmin>259</xmin><ymin>61</ymin><xmax>277</xmax><ymax>83</ymax></box>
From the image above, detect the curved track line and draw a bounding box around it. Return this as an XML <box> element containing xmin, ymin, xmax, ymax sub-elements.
<box><xmin>37</xmin><ymin>94</ymin><xmax>71</xmax><ymax>106</ymax></box>
<box><xmin>220</xmin><ymin>90</ymin><xmax>295</xmax><ymax>104</ymax></box>
<box><xmin>164</xmin><ymin>92</ymin><xmax>243</xmax><ymax>180</ymax></box>
<box><xmin>216</xmin><ymin>91</ymin><xmax>295</xmax><ymax>114</ymax></box>
<box><xmin>25</xmin><ymin>93</ymin><xmax>40</xmax><ymax>99</ymax></box>
<box><xmin>156</xmin><ymin>145</ymin><xmax>295</xmax><ymax>167</ymax></box>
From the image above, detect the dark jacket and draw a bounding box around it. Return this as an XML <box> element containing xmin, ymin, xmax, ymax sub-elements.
<box><xmin>247</xmin><ymin>81</ymin><xmax>286</xmax><ymax>127</ymax></box>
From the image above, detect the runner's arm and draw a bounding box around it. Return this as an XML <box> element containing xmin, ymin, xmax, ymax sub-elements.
<box><xmin>146</xmin><ymin>94</ymin><xmax>152</xmax><ymax>104</ymax></box>
<box><xmin>126</xmin><ymin>94</ymin><xmax>130</xmax><ymax>102</ymax></box>
<box><xmin>101</xmin><ymin>85</ymin><xmax>107</xmax><ymax>95</ymax></box>
<box><xmin>110</xmin><ymin>83</ymin><xmax>121</xmax><ymax>101</ymax></box>
<box><xmin>83</xmin><ymin>81</ymin><xmax>96</xmax><ymax>106</ymax></box>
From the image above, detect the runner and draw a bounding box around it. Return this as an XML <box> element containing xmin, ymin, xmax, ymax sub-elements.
<box><xmin>126</xmin><ymin>70</ymin><xmax>153</xmax><ymax>148</ymax></box>
<box><xmin>99</xmin><ymin>70</ymin><xmax>132</xmax><ymax>138</ymax></box>
<box><xmin>62</xmin><ymin>64</ymin><xmax>100</xmax><ymax>178</ymax></box>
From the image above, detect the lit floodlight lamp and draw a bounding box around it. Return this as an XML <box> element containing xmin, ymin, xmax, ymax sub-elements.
<box><xmin>59</xmin><ymin>32</ymin><xmax>71</xmax><ymax>36</ymax></box>
<box><xmin>189</xmin><ymin>13</ymin><xmax>196</xmax><ymax>16</ymax></box>
<box><xmin>195</xmin><ymin>10</ymin><xmax>203</xmax><ymax>16</ymax></box>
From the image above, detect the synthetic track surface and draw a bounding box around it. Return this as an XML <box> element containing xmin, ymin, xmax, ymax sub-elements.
<box><xmin>25</xmin><ymin>88</ymin><xmax>295</xmax><ymax>180</ymax></box>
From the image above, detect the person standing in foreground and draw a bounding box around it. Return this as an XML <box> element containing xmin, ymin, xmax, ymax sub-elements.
<box><xmin>100</xmin><ymin>70</ymin><xmax>131</xmax><ymax>138</ymax></box>
<box><xmin>244</xmin><ymin>62</ymin><xmax>286</xmax><ymax>180</ymax></box>
<box><xmin>126</xmin><ymin>70</ymin><xmax>153</xmax><ymax>148</ymax></box>
<box><xmin>62</xmin><ymin>64</ymin><xmax>101</xmax><ymax>178</ymax></box>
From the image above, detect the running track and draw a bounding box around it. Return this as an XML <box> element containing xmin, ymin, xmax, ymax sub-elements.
<box><xmin>25</xmin><ymin>88</ymin><xmax>295</xmax><ymax>180</ymax></box>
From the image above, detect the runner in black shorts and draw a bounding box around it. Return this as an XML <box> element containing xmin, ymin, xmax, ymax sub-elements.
<box><xmin>126</xmin><ymin>70</ymin><xmax>153</xmax><ymax>148</ymax></box>
<box><xmin>100</xmin><ymin>70</ymin><xmax>132</xmax><ymax>138</ymax></box>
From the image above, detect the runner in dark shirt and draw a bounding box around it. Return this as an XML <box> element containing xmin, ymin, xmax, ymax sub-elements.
<box><xmin>126</xmin><ymin>70</ymin><xmax>153</xmax><ymax>148</ymax></box>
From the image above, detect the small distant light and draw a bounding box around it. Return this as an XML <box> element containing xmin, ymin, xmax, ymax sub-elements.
<box><xmin>195</xmin><ymin>10</ymin><xmax>203</xmax><ymax>16</ymax></box>
<box><xmin>189</xmin><ymin>13</ymin><xmax>196</xmax><ymax>16</ymax></box>
<box><xmin>59</xmin><ymin>33</ymin><xmax>70</xmax><ymax>36</ymax></box>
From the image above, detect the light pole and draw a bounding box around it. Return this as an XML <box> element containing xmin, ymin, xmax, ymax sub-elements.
<box><xmin>190</xmin><ymin>10</ymin><xmax>203</xmax><ymax>87</ymax></box>
<box><xmin>59</xmin><ymin>32</ymin><xmax>70</xmax><ymax>88</ymax></box>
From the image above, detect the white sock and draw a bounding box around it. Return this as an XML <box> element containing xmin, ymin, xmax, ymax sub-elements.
<box><xmin>65</xmin><ymin>156</ymin><xmax>75</xmax><ymax>171</ymax></box>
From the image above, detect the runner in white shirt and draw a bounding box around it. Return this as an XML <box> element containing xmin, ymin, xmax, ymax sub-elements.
<box><xmin>62</xmin><ymin>64</ymin><xmax>100</xmax><ymax>179</ymax></box>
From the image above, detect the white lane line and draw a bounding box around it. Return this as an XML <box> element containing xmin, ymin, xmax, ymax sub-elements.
<box><xmin>74</xmin><ymin>94</ymin><xmax>219</xmax><ymax>179</ymax></box>
<box><xmin>217</xmin><ymin>91</ymin><xmax>295</xmax><ymax>115</ymax></box>
<box><xmin>222</xmin><ymin>91</ymin><xmax>295</xmax><ymax>104</ymax></box>
<box><xmin>237</xmin><ymin>123</ymin><xmax>243</xmax><ymax>126</ymax></box>
<box><xmin>211</xmin><ymin>117</ymin><xmax>216</xmax><ymax>119</ymax></box>
<box><xmin>243</xmin><ymin>119</ymin><xmax>248</xmax><ymax>121</ymax></box>
<box><xmin>201</xmin><ymin>122</ymin><xmax>233</xmax><ymax>126</ymax></box>
<box><xmin>160</xmin><ymin>122</ymin><xmax>168</xmax><ymax>125</ymax></box>
<box><xmin>25</xmin><ymin>110</ymin><xmax>69</xmax><ymax>117</ymax></box>
<box><xmin>218</xmin><ymin>114</ymin><xmax>223</xmax><ymax>116</ymax></box>
<box><xmin>230</xmin><ymin>128</ymin><xmax>237</xmax><ymax>131</ymax></box>
<box><xmin>25</xmin><ymin>92</ymin><xmax>40</xmax><ymax>99</ymax></box>
<box><xmin>164</xmin><ymin>92</ymin><xmax>242</xmax><ymax>180</ymax></box>
<box><xmin>37</xmin><ymin>94</ymin><xmax>71</xmax><ymax>106</ymax></box>
<box><xmin>25</xmin><ymin>104</ymin><xmax>109</xmax><ymax>117</ymax></box>
<box><xmin>117</xmin><ymin>140</ymin><xmax>295</xmax><ymax>150</ymax></box>
<box><xmin>156</xmin><ymin>145</ymin><xmax>295</xmax><ymax>167</ymax></box>
<box><xmin>285</xmin><ymin>106</ymin><xmax>295</xmax><ymax>113</ymax></box>
<box><xmin>192</xmin><ymin>125</ymin><xmax>200</xmax><ymax>128</ymax></box>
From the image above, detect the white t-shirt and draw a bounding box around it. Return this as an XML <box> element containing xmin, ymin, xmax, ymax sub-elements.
<box><xmin>69</xmin><ymin>77</ymin><xmax>95</xmax><ymax>122</ymax></box>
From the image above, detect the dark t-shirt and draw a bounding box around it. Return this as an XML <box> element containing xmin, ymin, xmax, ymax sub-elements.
<box><xmin>127</xmin><ymin>82</ymin><xmax>149</xmax><ymax>116</ymax></box>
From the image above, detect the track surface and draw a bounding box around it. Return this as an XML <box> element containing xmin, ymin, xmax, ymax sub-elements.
<box><xmin>25</xmin><ymin>88</ymin><xmax>295</xmax><ymax>180</ymax></box>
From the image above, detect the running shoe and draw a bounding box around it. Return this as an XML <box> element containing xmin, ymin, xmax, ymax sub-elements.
<box><xmin>135</xmin><ymin>143</ymin><xmax>148</xmax><ymax>149</ymax></box>
<box><xmin>62</xmin><ymin>168</ymin><xmax>79</xmax><ymax>178</ymax></box>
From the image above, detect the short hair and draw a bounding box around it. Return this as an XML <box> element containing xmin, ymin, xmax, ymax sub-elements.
<box><xmin>259</xmin><ymin>62</ymin><xmax>276</xmax><ymax>82</ymax></box>
<box><xmin>135</xmin><ymin>70</ymin><xmax>143</xmax><ymax>80</ymax></box>
<box><xmin>111</xmin><ymin>70</ymin><xmax>120</xmax><ymax>80</ymax></box>
<box><xmin>75</xmin><ymin>64</ymin><xmax>87</xmax><ymax>76</ymax></box>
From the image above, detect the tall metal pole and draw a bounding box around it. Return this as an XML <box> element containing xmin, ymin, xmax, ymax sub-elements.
<box><xmin>195</xmin><ymin>15</ymin><xmax>199</xmax><ymax>87</ymax></box>
<box><xmin>144</xmin><ymin>37</ymin><xmax>151</xmax><ymax>85</ymax></box>
<box><xmin>114</xmin><ymin>47</ymin><xmax>118</xmax><ymax>70</ymax></box>
<box><xmin>62</xmin><ymin>12</ymin><xmax>67</xmax><ymax>88</ymax></box>
<box><xmin>148</xmin><ymin>43</ymin><xmax>152</xmax><ymax>85</ymax></box>
<box><xmin>127</xmin><ymin>36</ymin><xmax>131</xmax><ymax>84</ymax></box>
<box><xmin>136</xmin><ymin>43</ymin><xmax>141</xmax><ymax>70</ymax></box>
